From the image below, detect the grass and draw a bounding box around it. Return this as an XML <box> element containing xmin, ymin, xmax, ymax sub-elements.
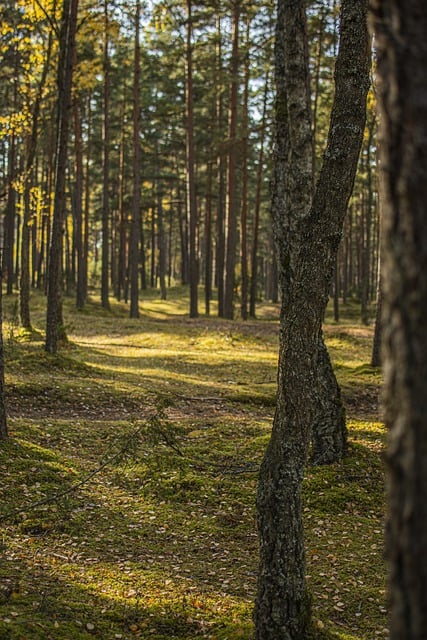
<box><xmin>0</xmin><ymin>289</ymin><xmax>385</xmax><ymax>639</ymax></box>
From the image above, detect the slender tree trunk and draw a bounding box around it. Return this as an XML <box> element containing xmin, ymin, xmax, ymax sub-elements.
<box><xmin>205</xmin><ymin>162</ymin><xmax>213</xmax><ymax>315</ymax></box>
<box><xmin>20</xmin><ymin>31</ymin><xmax>52</xmax><ymax>328</ymax></box>
<box><xmin>0</xmin><ymin>260</ymin><xmax>7</xmax><ymax>441</ymax></box>
<box><xmin>186</xmin><ymin>0</ymin><xmax>198</xmax><ymax>317</ymax></box>
<box><xmin>129</xmin><ymin>0</ymin><xmax>141</xmax><ymax>318</ymax></box>
<box><xmin>4</xmin><ymin>134</ymin><xmax>16</xmax><ymax>296</ymax></box>
<box><xmin>240</xmin><ymin>15</ymin><xmax>250</xmax><ymax>321</ymax></box>
<box><xmin>45</xmin><ymin>0</ymin><xmax>79</xmax><ymax>353</ymax></box>
<box><xmin>215</xmin><ymin>13</ymin><xmax>226</xmax><ymax>317</ymax></box>
<box><xmin>249</xmin><ymin>75</ymin><xmax>269</xmax><ymax>319</ymax></box>
<box><xmin>74</xmin><ymin>96</ymin><xmax>85</xmax><ymax>310</ymax></box>
<box><xmin>223</xmin><ymin>1</ymin><xmax>240</xmax><ymax>320</ymax></box>
<box><xmin>81</xmin><ymin>92</ymin><xmax>91</xmax><ymax>304</ymax></box>
<box><xmin>371</xmin><ymin>5</ymin><xmax>427</xmax><ymax>638</ymax></box>
<box><xmin>101</xmin><ymin>0</ymin><xmax>110</xmax><ymax>310</ymax></box>
<box><xmin>157</xmin><ymin>180</ymin><xmax>167</xmax><ymax>301</ymax></box>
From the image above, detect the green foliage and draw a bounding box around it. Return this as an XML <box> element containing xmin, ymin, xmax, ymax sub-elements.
<box><xmin>0</xmin><ymin>291</ymin><xmax>386</xmax><ymax>639</ymax></box>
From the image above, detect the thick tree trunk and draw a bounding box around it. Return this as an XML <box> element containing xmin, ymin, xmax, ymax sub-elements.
<box><xmin>371</xmin><ymin>3</ymin><xmax>427</xmax><ymax>639</ymax></box>
<box><xmin>255</xmin><ymin>1</ymin><xmax>370</xmax><ymax>637</ymax></box>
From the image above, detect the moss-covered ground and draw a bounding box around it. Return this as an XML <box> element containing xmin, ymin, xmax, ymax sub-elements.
<box><xmin>0</xmin><ymin>289</ymin><xmax>385</xmax><ymax>639</ymax></box>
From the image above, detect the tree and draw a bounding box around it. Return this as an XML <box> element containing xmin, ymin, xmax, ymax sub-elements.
<box><xmin>45</xmin><ymin>0</ymin><xmax>79</xmax><ymax>354</ymax></box>
<box><xmin>129</xmin><ymin>0</ymin><xmax>142</xmax><ymax>319</ymax></box>
<box><xmin>223</xmin><ymin>0</ymin><xmax>240</xmax><ymax>320</ymax></box>
<box><xmin>255</xmin><ymin>0</ymin><xmax>370</xmax><ymax>637</ymax></box>
<box><xmin>0</xmin><ymin>260</ymin><xmax>7</xmax><ymax>441</ymax></box>
<box><xmin>100</xmin><ymin>0</ymin><xmax>111</xmax><ymax>311</ymax></box>
<box><xmin>186</xmin><ymin>0</ymin><xmax>198</xmax><ymax>318</ymax></box>
<box><xmin>371</xmin><ymin>1</ymin><xmax>427</xmax><ymax>638</ymax></box>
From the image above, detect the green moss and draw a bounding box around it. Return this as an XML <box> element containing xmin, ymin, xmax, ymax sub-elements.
<box><xmin>0</xmin><ymin>290</ymin><xmax>386</xmax><ymax>639</ymax></box>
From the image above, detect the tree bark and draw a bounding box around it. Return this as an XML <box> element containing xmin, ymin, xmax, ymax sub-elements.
<box><xmin>45</xmin><ymin>0</ymin><xmax>78</xmax><ymax>353</ymax></box>
<box><xmin>101</xmin><ymin>0</ymin><xmax>110</xmax><ymax>311</ymax></box>
<box><xmin>186</xmin><ymin>0</ymin><xmax>198</xmax><ymax>318</ymax></box>
<box><xmin>255</xmin><ymin>1</ymin><xmax>370</xmax><ymax>636</ymax></box>
<box><xmin>0</xmin><ymin>261</ymin><xmax>7</xmax><ymax>441</ymax></box>
<box><xmin>129</xmin><ymin>0</ymin><xmax>141</xmax><ymax>318</ymax></box>
<box><xmin>370</xmin><ymin>2</ymin><xmax>427</xmax><ymax>639</ymax></box>
<box><xmin>223</xmin><ymin>0</ymin><xmax>240</xmax><ymax>320</ymax></box>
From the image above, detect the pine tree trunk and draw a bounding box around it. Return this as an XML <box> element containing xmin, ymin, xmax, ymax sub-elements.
<box><xmin>101</xmin><ymin>0</ymin><xmax>110</xmax><ymax>311</ymax></box>
<box><xmin>372</xmin><ymin>4</ymin><xmax>427</xmax><ymax>638</ymax></box>
<box><xmin>130</xmin><ymin>0</ymin><xmax>141</xmax><ymax>318</ymax></box>
<box><xmin>223</xmin><ymin>0</ymin><xmax>240</xmax><ymax>320</ymax></box>
<box><xmin>186</xmin><ymin>0</ymin><xmax>198</xmax><ymax>318</ymax></box>
<box><xmin>45</xmin><ymin>0</ymin><xmax>78</xmax><ymax>353</ymax></box>
<box><xmin>0</xmin><ymin>261</ymin><xmax>7</xmax><ymax>441</ymax></box>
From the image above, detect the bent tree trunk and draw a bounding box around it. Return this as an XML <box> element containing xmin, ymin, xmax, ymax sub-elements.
<box><xmin>255</xmin><ymin>1</ymin><xmax>370</xmax><ymax>637</ymax></box>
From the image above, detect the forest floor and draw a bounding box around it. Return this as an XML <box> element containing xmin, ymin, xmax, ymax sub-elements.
<box><xmin>0</xmin><ymin>288</ymin><xmax>385</xmax><ymax>640</ymax></box>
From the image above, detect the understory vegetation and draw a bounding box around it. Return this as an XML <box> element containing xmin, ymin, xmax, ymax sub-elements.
<box><xmin>0</xmin><ymin>289</ymin><xmax>385</xmax><ymax>639</ymax></box>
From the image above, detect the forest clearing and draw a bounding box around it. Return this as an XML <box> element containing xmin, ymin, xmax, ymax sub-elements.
<box><xmin>0</xmin><ymin>290</ymin><xmax>385</xmax><ymax>640</ymax></box>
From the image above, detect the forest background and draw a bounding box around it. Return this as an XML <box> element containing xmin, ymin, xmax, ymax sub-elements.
<box><xmin>0</xmin><ymin>0</ymin><xmax>384</xmax><ymax>639</ymax></box>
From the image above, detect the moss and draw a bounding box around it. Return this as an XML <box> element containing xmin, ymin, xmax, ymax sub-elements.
<box><xmin>0</xmin><ymin>290</ymin><xmax>386</xmax><ymax>639</ymax></box>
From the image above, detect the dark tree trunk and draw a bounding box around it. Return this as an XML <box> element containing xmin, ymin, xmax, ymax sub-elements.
<box><xmin>204</xmin><ymin>162</ymin><xmax>213</xmax><ymax>315</ymax></box>
<box><xmin>0</xmin><ymin>261</ymin><xmax>7</xmax><ymax>441</ymax></box>
<box><xmin>186</xmin><ymin>0</ymin><xmax>198</xmax><ymax>318</ymax></box>
<box><xmin>371</xmin><ymin>3</ymin><xmax>427</xmax><ymax>639</ymax></box>
<box><xmin>371</xmin><ymin>268</ymin><xmax>382</xmax><ymax>367</ymax></box>
<box><xmin>255</xmin><ymin>1</ymin><xmax>370</xmax><ymax>637</ymax></box>
<box><xmin>223</xmin><ymin>0</ymin><xmax>240</xmax><ymax>320</ymax></box>
<box><xmin>240</xmin><ymin>15</ymin><xmax>250</xmax><ymax>321</ymax></box>
<box><xmin>74</xmin><ymin>96</ymin><xmax>85</xmax><ymax>310</ymax></box>
<box><xmin>129</xmin><ymin>0</ymin><xmax>141</xmax><ymax>318</ymax></box>
<box><xmin>45</xmin><ymin>0</ymin><xmax>78</xmax><ymax>353</ymax></box>
<box><xmin>249</xmin><ymin>75</ymin><xmax>269</xmax><ymax>319</ymax></box>
<box><xmin>311</xmin><ymin>334</ymin><xmax>347</xmax><ymax>464</ymax></box>
<box><xmin>101</xmin><ymin>0</ymin><xmax>110</xmax><ymax>311</ymax></box>
<box><xmin>20</xmin><ymin>30</ymin><xmax>52</xmax><ymax>328</ymax></box>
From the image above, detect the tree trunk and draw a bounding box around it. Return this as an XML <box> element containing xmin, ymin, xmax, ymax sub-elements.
<box><xmin>371</xmin><ymin>3</ymin><xmax>427</xmax><ymax>639</ymax></box>
<box><xmin>0</xmin><ymin>260</ymin><xmax>7</xmax><ymax>441</ymax></box>
<box><xmin>223</xmin><ymin>0</ymin><xmax>240</xmax><ymax>320</ymax></box>
<box><xmin>249</xmin><ymin>74</ymin><xmax>269</xmax><ymax>319</ymax></box>
<box><xmin>255</xmin><ymin>1</ymin><xmax>370</xmax><ymax>636</ymax></box>
<box><xmin>45</xmin><ymin>0</ymin><xmax>79</xmax><ymax>353</ymax></box>
<box><xmin>129</xmin><ymin>0</ymin><xmax>141</xmax><ymax>318</ymax></box>
<box><xmin>101</xmin><ymin>0</ymin><xmax>110</xmax><ymax>311</ymax></box>
<box><xmin>186</xmin><ymin>0</ymin><xmax>198</xmax><ymax>318</ymax></box>
<box><xmin>240</xmin><ymin>15</ymin><xmax>250</xmax><ymax>321</ymax></box>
